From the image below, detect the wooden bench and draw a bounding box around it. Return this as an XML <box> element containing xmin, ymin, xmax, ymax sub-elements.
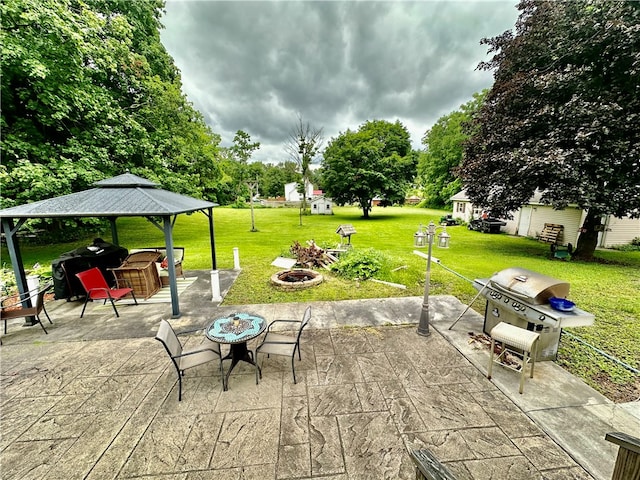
<box><xmin>538</xmin><ymin>223</ymin><xmax>564</xmax><ymax>244</ymax></box>
<box><xmin>410</xmin><ymin>449</ymin><xmax>457</xmax><ymax>480</ymax></box>
<box><xmin>605</xmin><ymin>432</ymin><xmax>640</xmax><ymax>480</ymax></box>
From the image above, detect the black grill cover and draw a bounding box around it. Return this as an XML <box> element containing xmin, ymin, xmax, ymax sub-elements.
<box><xmin>51</xmin><ymin>240</ymin><xmax>128</xmax><ymax>300</ymax></box>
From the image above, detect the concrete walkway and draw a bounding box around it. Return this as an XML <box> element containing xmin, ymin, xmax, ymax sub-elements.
<box><xmin>1</xmin><ymin>270</ymin><xmax>638</xmax><ymax>479</ymax></box>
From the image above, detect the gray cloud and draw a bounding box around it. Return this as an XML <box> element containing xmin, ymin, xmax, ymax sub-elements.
<box><xmin>160</xmin><ymin>0</ymin><xmax>519</xmax><ymax>162</ymax></box>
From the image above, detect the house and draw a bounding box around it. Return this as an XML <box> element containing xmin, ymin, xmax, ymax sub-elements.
<box><xmin>450</xmin><ymin>190</ymin><xmax>640</xmax><ymax>247</ymax></box>
<box><xmin>310</xmin><ymin>196</ymin><xmax>333</xmax><ymax>215</ymax></box>
<box><xmin>284</xmin><ymin>182</ymin><xmax>314</xmax><ymax>202</ymax></box>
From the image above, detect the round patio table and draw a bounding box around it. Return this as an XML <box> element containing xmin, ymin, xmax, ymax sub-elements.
<box><xmin>206</xmin><ymin>312</ymin><xmax>266</xmax><ymax>391</ymax></box>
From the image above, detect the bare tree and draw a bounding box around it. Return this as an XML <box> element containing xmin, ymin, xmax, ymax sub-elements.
<box><xmin>284</xmin><ymin>115</ymin><xmax>323</xmax><ymax>225</ymax></box>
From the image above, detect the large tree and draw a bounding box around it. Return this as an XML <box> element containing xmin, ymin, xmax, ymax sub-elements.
<box><xmin>461</xmin><ymin>0</ymin><xmax>640</xmax><ymax>259</ymax></box>
<box><xmin>419</xmin><ymin>91</ymin><xmax>485</xmax><ymax>208</ymax></box>
<box><xmin>0</xmin><ymin>0</ymin><xmax>221</xmax><ymax>237</ymax></box>
<box><xmin>321</xmin><ymin>120</ymin><xmax>415</xmax><ymax>218</ymax></box>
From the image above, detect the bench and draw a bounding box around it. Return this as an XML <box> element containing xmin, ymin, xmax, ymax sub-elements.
<box><xmin>605</xmin><ymin>432</ymin><xmax>640</xmax><ymax>480</ymax></box>
<box><xmin>487</xmin><ymin>322</ymin><xmax>540</xmax><ymax>394</ymax></box>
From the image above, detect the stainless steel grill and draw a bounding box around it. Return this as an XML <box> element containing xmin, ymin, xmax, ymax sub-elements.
<box><xmin>474</xmin><ymin>267</ymin><xmax>595</xmax><ymax>360</ymax></box>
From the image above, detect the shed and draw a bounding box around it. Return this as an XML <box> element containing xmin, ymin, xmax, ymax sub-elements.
<box><xmin>0</xmin><ymin>173</ymin><xmax>217</xmax><ymax>318</ymax></box>
<box><xmin>310</xmin><ymin>196</ymin><xmax>333</xmax><ymax>215</ymax></box>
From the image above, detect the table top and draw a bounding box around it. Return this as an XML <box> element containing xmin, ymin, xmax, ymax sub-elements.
<box><xmin>206</xmin><ymin>312</ymin><xmax>266</xmax><ymax>344</ymax></box>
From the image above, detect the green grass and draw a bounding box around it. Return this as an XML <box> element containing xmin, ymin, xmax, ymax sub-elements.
<box><xmin>4</xmin><ymin>205</ymin><xmax>639</xmax><ymax>401</ymax></box>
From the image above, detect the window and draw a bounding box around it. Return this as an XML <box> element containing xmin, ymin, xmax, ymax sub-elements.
<box><xmin>456</xmin><ymin>202</ymin><xmax>466</xmax><ymax>213</ymax></box>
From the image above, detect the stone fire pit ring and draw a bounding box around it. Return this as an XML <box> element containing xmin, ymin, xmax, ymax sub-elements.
<box><xmin>271</xmin><ymin>269</ymin><xmax>324</xmax><ymax>290</ymax></box>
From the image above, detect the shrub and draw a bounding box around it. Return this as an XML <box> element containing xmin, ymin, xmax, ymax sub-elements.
<box><xmin>330</xmin><ymin>248</ymin><xmax>384</xmax><ymax>280</ymax></box>
<box><xmin>611</xmin><ymin>237</ymin><xmax>640</xmax><ymax>252</ymax></box>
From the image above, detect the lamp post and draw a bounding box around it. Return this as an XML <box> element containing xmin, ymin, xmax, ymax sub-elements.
<box><xmin>413</xmin><ymin>221</ymin><xmax>450</xmax><ymax>336</ymax></box>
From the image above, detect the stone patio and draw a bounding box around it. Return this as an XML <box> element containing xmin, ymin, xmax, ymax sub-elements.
<box><xmin>1</xmin><ymin>270</ymin><xmax>638</xmax><ymax>479</ymax></box>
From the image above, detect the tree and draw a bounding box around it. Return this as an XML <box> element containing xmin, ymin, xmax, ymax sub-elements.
<box><xmin>261</xmin><ymin>161</ymin><xmax>299</xmax><ymax>198</ymax></box>
<box><xmin>461</xmin><ymin>0</ymin><xmax>640</xmax><ymax>260</ymax></box>
<box><xmin>321</xmin><ymin>120</ymin><xmax>416</xmax><ymax>218</ymax></box>
<box><xmin>230</xmin><ymin>130</ymin><xmax>261</xmax><ymax>231</ymax></box>
<box><xmin>0</xmin><ymin>0</ymin><xmax>222</xmax><ymax>239</ymax></box>
<box><xmin>419</xmin><ymin>91</ymin><xmax>486</xmax><ymax>208</ymax></box>
<box><xmin>284</xmin><ymin>116</ymin><xmax>323</xmax><ymax>224</ymax></box>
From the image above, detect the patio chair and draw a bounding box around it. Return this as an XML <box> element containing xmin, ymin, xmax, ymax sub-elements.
<box><xmin>1</xmin><ymin>282</ymin><xmax>53</xmax><ymax>339</ymax></box>
<box><xmin>255</xmin><ymin>306</ymin><xmax>311</xmax><ymax>384</ymax></box>
<box><xmin>75</xmin><ymin>267</ymin><xmax>137</xmax><ymax>318</ymax></box>
<box><xmin>155</xmin><ymin>319</ymin><xmax>225</xmax><ymax>400</ymax></box>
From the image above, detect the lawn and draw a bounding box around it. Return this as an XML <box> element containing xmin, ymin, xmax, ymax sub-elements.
<box><xmin>5</xmin><ymin>205</ymin><xmax>639</xmax><ymax>402</ymax></box>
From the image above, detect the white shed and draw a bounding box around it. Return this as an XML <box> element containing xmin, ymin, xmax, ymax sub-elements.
<box><xmin>310</xmin><ymin>196</ymin><xmax>333</xmax><ymax>215</ymax></box>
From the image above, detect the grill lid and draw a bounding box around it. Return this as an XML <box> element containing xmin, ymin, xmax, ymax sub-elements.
<box><xmin>489</xmin><ymin>267</ymin><xmax>569</xmax><ymax>304</ymax></box>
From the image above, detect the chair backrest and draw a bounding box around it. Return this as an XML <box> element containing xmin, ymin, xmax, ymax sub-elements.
<box><xmin>76</xmin><ymin>267</ymin><xmax>109</xmax><ymax>292</ymax></box>
<box><xmin>155</xmin><ymin>319</ymin><xmax>183</xmax><ymax>359</ymax></box>
<box><xmin>34</xmin><ymin>283</ymin><xmax>52</xmax><ymax>314</ymax></box>
<box><xmin>296</xmin><ymin>306</ymin><xmax>311</xmax><ymax>342</ymax></box>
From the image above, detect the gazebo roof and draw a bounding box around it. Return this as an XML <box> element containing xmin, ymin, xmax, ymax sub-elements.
<box><xmin>0</xmin><ymin>173</ymin><xmax>216</xmax><ymax>218</ymax></box>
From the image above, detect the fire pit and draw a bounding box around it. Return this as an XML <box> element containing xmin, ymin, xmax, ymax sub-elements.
<box><xmin>271</xmin><ymin>269</ymin><xmax>323</xmax><ymax>290</ymax></box>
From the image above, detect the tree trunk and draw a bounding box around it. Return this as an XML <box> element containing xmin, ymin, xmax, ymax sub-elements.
<box><xmin>572</xmin><ymin>210</ymin><xmax>603</xmax><ymax>260</ymax></box>
<box><xmin>361</xmin><ymin>198</ymin><xmax>371</xmax><ymax>219</ymax></box>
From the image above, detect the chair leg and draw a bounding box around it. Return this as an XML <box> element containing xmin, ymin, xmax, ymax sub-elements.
<box><xmin>130</xmin><ymin>291</ymin><xmax>138</xmax><ymax>305</ymax></box>
<box><xmin>178</xmin><ymin>374</ymin><xmax>183</xmax><ymax>401</ymax></box>
<box><xmin>42</xmin><ymin>304</ymin><xmax>53</xmax><ymax>324</ymax></box>
<box><xmin>109</xmin><ymin>298</ymin><xmax>120</xmax><ymax>317</ymax></box>
<box><xmin>291</xmin><ymin>356</ymin><xmax>297</xmax><ymax>384</ymax></box>
<box><xmin>255</xmin><ymin>353</ymin><xmax>260</xmax><ymax>385</ymax></box>
<box><xmin>36</xmin><ymin>315</ymin><xmax>48</xmax><ymax>335</ymax></box>
<box><xmin>80</xmin><ymin>298</ymin><xmax>90</xmax><ymax>318</ymax></box>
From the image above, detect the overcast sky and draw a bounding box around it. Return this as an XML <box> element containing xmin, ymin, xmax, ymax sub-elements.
<box><xmin>160</xmin><ymin>1</ymin><xmax>520</xmax><ymax>163</ymax></box>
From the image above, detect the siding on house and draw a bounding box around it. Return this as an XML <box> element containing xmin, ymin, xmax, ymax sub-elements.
<box><xmin>450</xmin><ymin>189</ymin><xmax>639</xmax><ymax>247</ymax></box>
<box><xmin>600</xmin><ymin>216</ymin><xmax>640</xmax><ymax>247</ymax></box>
<box><xmin>521</xmin><ymin>206</ymin><xmax>584</xmax><ymax>245</ymax></box>
<box><xmin>284</xmin><ymin>182</ymin><xmax>314</xmax><ymax>202</ymax></box>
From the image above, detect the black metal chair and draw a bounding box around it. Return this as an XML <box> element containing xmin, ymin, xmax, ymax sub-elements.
<box><xmin>155</xmin><ymin>319</ymin><xmax>225</xmax><ymax>400</ymax></box>
<box><xmin>1</xmin><ymin>282</ymin><xmax>53</xmax><ymax>341</ymax></box>
<box><xmin>255</xmin><ymin>306</ymin><xmax>311</xmax><ymax>384</ymax></box>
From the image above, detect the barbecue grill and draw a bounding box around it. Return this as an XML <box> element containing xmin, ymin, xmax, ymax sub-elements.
<box><xmin>474</xmin><ymin>267</ymin><xmax>595</xmax><ymax>360</ymax></box>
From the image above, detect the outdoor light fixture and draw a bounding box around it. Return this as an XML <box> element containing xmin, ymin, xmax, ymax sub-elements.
<box><xmin>413</xmin><ymin>221</ymin><xmax>451</xmax><ymax>337</ymax></box>
<box><xmin>437</xmin><ymin>228</ymin><xmax>450</xmax><ymax>248</ymax></box>
<box><xmin>414</xmin><ymin>223</ymin><xmax>427</xmax><ymax>247</ymax></box>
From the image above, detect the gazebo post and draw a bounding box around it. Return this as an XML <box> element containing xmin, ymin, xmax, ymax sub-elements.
<box><xmin>163</xmin><ymin>216</ymin><xmax>180</xmax><ymax>318</ymax></box>
<box><xmin>208</xmin><ymin>207</ymin><xmax>216</xmax><ymax>269</ymax></box>
<box><xmin>207</xmin><ymin>207</ymin><xmax>222</xmax><ymax>302</ymax></box>
<box><xmin>108</xmin><ymin>217</ymin><xmax>119</xmax><ymax>245</ymax></box>
<box><xmin>1</xmin><ymin>218</ymin><xmax>36</xmax><ymax>325</ymax></box>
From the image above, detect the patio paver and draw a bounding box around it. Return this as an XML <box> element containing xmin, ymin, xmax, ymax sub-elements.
<box><xmin>1</xmin><ymin>270</ymin><xmax>638</xmax><ymax>480</ymax></box>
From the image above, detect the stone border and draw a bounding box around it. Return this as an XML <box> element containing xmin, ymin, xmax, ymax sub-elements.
<box><xmin>270</xmin><ymin>269</ymin><xmax>323</xmax><ymax>290</ymax></box>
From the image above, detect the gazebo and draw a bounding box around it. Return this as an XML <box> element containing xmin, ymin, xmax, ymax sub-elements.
<box><xmin>0</xmin><ymin>173</ymin><xmax>217</xmax><ymax>318</ymax></box>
